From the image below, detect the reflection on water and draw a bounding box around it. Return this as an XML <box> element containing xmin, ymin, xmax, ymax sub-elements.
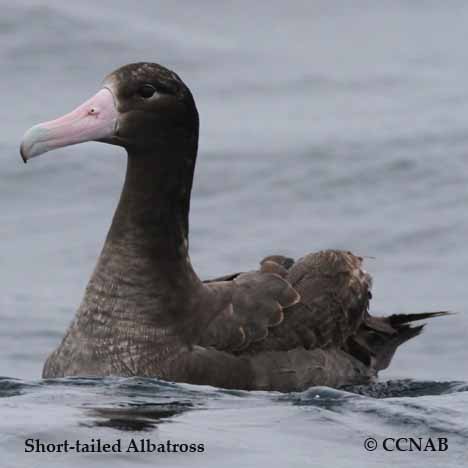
<box><xmin>83</xmin><ymin>402</ymin><xmax>193</xmax><ymax>431</ymax></box>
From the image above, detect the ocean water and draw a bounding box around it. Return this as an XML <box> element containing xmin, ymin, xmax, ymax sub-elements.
<box><xmin>0</xmin><ymin>1</ymin><xmax>467</xmax><ymax>466</ymax></box>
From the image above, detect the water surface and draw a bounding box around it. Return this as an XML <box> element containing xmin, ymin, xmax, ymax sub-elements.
<box><xmin>0</xmin><ymin>1</ymin><xmax>467</xmax><ymax>467</ymax></box>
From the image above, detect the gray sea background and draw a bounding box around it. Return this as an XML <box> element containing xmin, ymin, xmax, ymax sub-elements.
<box><xmin>0</xmin><ymin>1</ymin><xmax>467</xmax><ymax>467</ymax></box>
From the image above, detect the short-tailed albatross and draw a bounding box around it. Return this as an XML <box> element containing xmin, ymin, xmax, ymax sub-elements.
<box><xmin>20</xmin><ymin>63</ymin><xmax>447</xmax><ymax>391</ymax></box>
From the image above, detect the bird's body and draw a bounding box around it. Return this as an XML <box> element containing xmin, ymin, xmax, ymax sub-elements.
<box><xmin>21</xmin><ymin>63</ymin><xmax>447</xmax><ymax>391</ymax></box>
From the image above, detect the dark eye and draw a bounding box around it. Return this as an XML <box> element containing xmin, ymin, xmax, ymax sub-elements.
<box><xmin>138</xmin><ymin>84</ymin><xmax>156</xmax><ymax>98</ymax></box>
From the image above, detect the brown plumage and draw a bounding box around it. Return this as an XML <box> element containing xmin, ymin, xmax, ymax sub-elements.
<box><xmin>20</xmin><ymin>62</ymin><xmax>449</xmax><ymax>391</ymax></box>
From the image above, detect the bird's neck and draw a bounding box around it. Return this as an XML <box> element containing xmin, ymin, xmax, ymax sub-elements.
<box><xmin>109</xmin><ymin>150</ymin><xmax>194</xmax><ymax>265</ymax></box>
<box><xmin>83</xmin><ymin>144</ymin><xmax>203</xmax><ymax>322</ymax></box>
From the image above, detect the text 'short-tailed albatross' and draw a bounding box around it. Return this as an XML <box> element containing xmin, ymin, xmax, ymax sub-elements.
<box><xmin>20</xmin><ymin>63</ymin><xmax>448</xmax><ymax>391</ymax></box>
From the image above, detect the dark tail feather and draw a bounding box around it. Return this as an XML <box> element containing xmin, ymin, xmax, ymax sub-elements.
<box><xmin>388</xmin><ymin>311</ymin><xmax>452</xmax><ymax>326</ymax></box>
<box><xmin>347</xmin><ymin>311</ymin><xmax>451</xmax><ymax>373</ymax></box>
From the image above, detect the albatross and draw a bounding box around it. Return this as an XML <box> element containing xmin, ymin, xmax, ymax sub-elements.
<box><xmin>20</xmin><ymin>62</ymin><xmax>447</xmax><ymax>391</ymax></box>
